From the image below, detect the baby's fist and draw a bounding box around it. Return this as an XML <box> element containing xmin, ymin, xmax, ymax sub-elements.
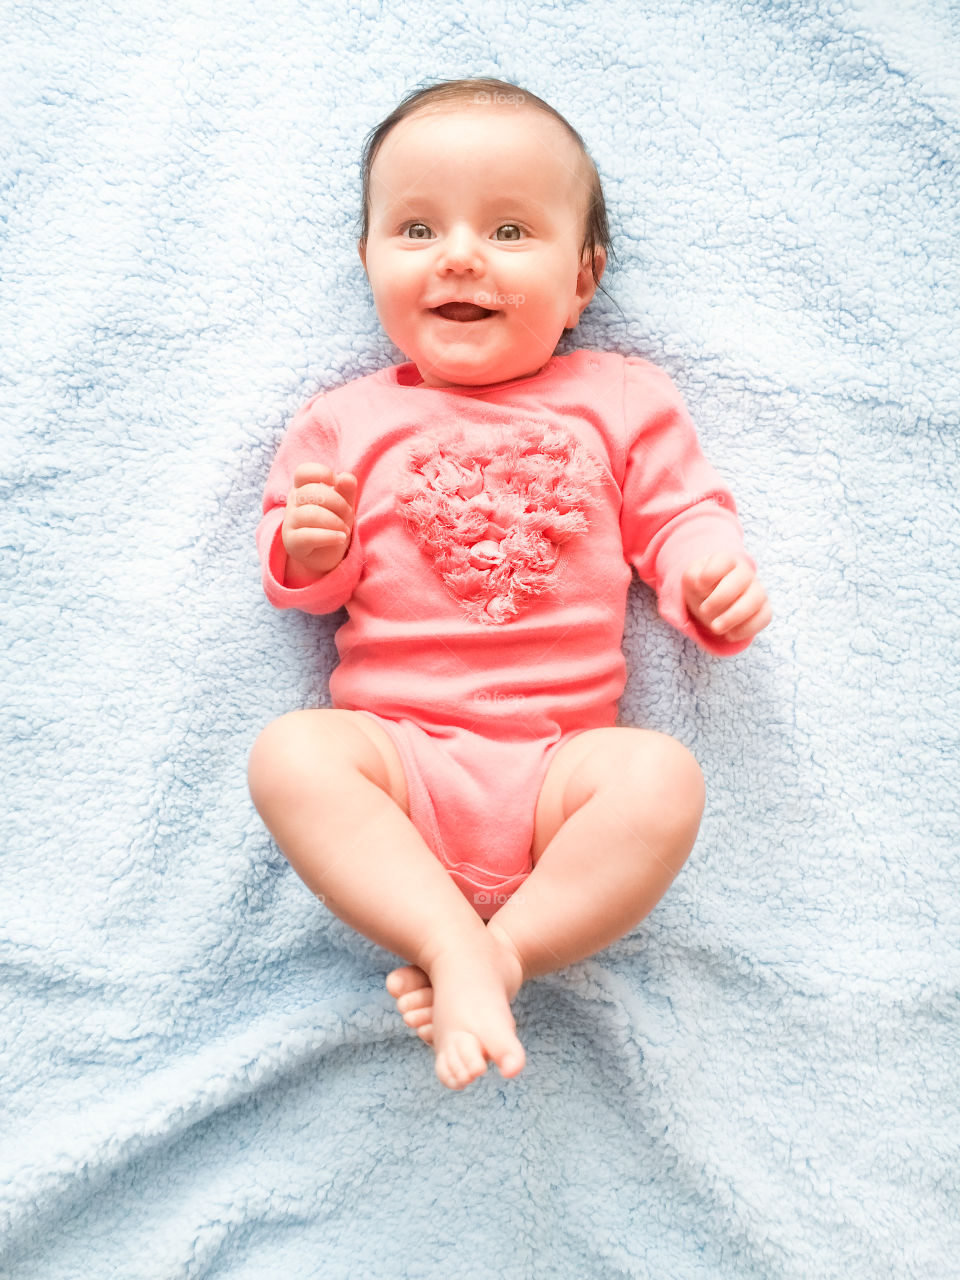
<box><xmin>282</xmin><ymin>462</ymin><xmax>358</xmax><ymax>576</ymax></box>
<box><xmin>682</xmin><ymin>553</ymin><xmax>772</xmax><ymax>644</ymax></box>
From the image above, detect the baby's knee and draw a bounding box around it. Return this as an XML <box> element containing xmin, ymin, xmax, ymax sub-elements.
<box><xmin>246</xmin><ymin>709</ymin><xmax>341</xmax><ymax>814</ymax></box>
<box><xmin>247</xmin><ymin>713</ymin><xmax>294</xmax><ymax>814</ymax></box>
<box><xmin>615</xmin><ymin>730</ymin><xmax>705</xmax><ymax>828</ymax></box>
<box><xmin>657</xmin><ymin>733</ymin><xmax>704</xmax><ymax>802</ymax></box>
<box><xmin>650</xmin><ymin>738</ymin><xmax>705</xmax><ymax>848</ymax></box>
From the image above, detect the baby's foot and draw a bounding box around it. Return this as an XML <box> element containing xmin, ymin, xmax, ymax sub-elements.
<box><xmin>428</xmin><ymin>938</ymin><xmax>525</xmax><ymax>1089</ymax></box>
<box><xmin>385</xmin><ymin>923</ymin><xmax>526</xmax><ymax>1049</ymax></box>
<box><xmin>386</xmin><ymin>930</ymin><xmax>526</xmax><ymax>1089</ymax></box>
<box><xmin>386</xmin><ymin>964</ymin><xmax>435</xmax><ymax>1044</ymax></box>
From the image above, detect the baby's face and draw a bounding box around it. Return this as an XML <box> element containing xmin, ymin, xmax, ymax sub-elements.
<box><xmin>358</xmin><ymin>104</ymin><xmax>604</xmax><ymax>388</ymax></box>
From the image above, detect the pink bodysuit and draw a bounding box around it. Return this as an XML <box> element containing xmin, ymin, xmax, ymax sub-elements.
<box><xmin>257</xmin><ymin>349</ymin><xmax>755</xmax><ymax>918</ymax></box>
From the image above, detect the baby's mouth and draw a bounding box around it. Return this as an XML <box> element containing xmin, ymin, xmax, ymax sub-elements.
<box><xmin>431</xmin><ymin>302</ymin><xmax>497</xmax><ymax>322</ymax></box>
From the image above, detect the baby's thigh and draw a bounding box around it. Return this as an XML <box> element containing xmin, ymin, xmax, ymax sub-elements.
<box><xmin>531</xmin><ymin>727</ymin><xmax>705</xmax><ymax>863</ymax></box>
<box><xmin>247</xmin><ymin>708</ymin><xmax>410</xmax><ymax>817</ymax></box>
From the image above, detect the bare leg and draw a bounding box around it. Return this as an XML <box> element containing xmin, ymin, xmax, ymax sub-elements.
<box><xmin>487</xmin><ymin>765</ymin><xmax>704</xmax><ymax>981</ymax></box>
<box><xmin>247</xmin><ymin>711</ymin><xmax>525</xmax><ymax>1090</ymax></box>
<box><xmin>388</xmin><ymin>730</ymin><xmax>704</xmax><ymax>1041</ymax></box>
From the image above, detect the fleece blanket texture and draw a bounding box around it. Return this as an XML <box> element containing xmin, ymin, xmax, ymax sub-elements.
<box><xmin>3</xmin><ymin>2</ymin><xmax>958</xmax><ymax>1277</ymax></box>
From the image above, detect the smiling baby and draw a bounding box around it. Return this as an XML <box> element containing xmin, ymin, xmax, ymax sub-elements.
<box><xmin>248</xmin><ymin>77</ymin><xmax>772</xmax><ymax>1091</ymax></box>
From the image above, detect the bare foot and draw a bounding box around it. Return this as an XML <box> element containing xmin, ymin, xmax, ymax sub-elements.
<box><xmin>385</xmin><ymin>964</ymin><xmax>435</xmax><ymax>1044</ymax></box>
<box><xmin>386</xmin><ymin>921</ymin><xmax>529</xmax><ymax>1080</ymax></box>
<box><xmin>385</xmin><ymin>922</ymin><xmax>526</xmax><ymax>1047</ymax></box>
<box><xmin>385</xmin><ymin>927</ymin><xmax>526</xmax><ymax>1090</ymax></box>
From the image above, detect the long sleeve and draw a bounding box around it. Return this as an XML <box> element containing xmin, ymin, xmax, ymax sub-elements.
<box><xmin>255</xmin><ymin>391</ymin><xmax>364</xmax><ymax>615</ymax></box>
<box><xmin>619</xmin><ymin>357</ymin><xmax>756</xmax><ymax>657</ymax></box>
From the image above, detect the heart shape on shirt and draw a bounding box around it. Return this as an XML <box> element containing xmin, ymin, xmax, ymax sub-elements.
<box><xmin>395</xmin><ymin>419</ymin><xmax>606</xmax><ymax>624</ymax></box>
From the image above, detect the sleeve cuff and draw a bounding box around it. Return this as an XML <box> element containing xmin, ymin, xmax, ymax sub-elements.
<box><xmin>256</xmin><ymin>507</ymin><xmax>363</xmax><ymax>615</ymax></box>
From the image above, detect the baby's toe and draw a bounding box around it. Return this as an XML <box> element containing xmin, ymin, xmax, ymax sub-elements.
<box><xmin>386</xmin><ymin>965</ymin><xmax>430</xmax><ymax>998</ymax></box>
<box><xmin>436</xmin><ymin>1049</ymin><xmax>471</xmax><ymax>1091</ymax></box>
<box><xmin>446</xmin><ymin>1033</ymin><xmax>488</xmax><ymax>1088</ymax></box>
<box><xmin>402</xmin><ymin>1005</ymin><xmax>433</xmax><ymax>1029</ymax></box>
<box><xmin>497</xmin><ymin>1046</ymin><xmax>525</xmax><ymax>1078</ymax></box>
<box><xmin>435</xmin><ymin>1055</ymin><xmax>461</xmax><ymax>1090</ymax></box>
<box><xmin>397</xmin><ymin>988</ymin><xmax>433</xmax><ymax>1013</ymax></box>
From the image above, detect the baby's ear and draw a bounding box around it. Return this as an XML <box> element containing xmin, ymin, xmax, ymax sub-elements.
<box><xmin>357</xmin><ymin>239</ymin><xmax>367</xmax><ymax>271</ymax></box>
<box><xmin>565</xmin><ymin>269</ymin><xmax>597</xmax><ymax>330</ymax></box>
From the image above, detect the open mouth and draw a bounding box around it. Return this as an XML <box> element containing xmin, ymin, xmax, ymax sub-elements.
<box><xmin>431</xmin><ymin>302</ymin><xmax>497</xmax><ymax>322</ymax></box>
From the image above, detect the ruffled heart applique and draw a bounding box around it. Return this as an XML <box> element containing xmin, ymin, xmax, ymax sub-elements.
<box><xmin>395</xmin><ymin>419</ymin><xmax>607</xmax><ymax>624</ymax></box>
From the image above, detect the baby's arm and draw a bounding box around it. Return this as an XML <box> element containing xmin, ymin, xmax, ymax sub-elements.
<box><xmin>256</xmin><ymin>396</ymin><xmax>363</xmax><ymax>614</ymax></box>
<box><xmin>620</xmin><ymin>358</ymin><xmax>768</xmax><ymax>656</ymax></box>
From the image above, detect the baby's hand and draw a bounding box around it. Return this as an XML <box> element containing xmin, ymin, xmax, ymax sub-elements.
<box><xmin>282</xmin><ymin>462</ymin><xmax>358</xmax><ymax>576</ymax></box>
<box><xmin>681</xmin><ymin>553</ymin><xmax>772</xmax><ymax>645</ymax></box>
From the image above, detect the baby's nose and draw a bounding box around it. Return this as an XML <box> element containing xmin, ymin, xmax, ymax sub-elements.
<box><xmin>438</xmin><ymin>226</ymin><xmax>484</xmax><ymax>273</ymax></box>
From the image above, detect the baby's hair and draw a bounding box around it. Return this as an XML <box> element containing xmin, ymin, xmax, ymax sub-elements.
<box><xmin>355</xmin><ymin>76</ymin><xmax>618</xmax><ymax>310</ymax></box>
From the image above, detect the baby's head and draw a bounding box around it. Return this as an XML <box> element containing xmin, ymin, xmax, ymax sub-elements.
<box><xmin>356</xmin><ymin>78</ymin><xmax>612</xmax><ymax>389</ymax></box>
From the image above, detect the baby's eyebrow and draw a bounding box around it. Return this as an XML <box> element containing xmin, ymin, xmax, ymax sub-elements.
<box><xmin>381</xmin><ymin>193</ymin><xmax>548</xmax><ymax>218</ymax></box>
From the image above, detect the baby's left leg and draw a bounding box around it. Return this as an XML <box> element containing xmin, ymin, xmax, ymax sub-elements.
<box><xmin>390</xmin><ymin>728</ymin><xmax>704</xmax><ymax>1038</ymax></box>
<box><xmin>488</xmin><ymin>727</ymin><xmax>705</xmax><ymax>981</ymax></box>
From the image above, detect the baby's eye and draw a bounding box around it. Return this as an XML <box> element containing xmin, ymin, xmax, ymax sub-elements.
<box><xmin>403</xmin><ymin>223</ymin><xmax>434</xmax><ymax>240</ymax></box>
<box><xmin>495</xmin><ymin>224</ymin><xmax>523</xmax><ymax>241</ymax></box>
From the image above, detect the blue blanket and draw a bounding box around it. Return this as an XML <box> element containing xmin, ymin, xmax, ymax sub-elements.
<box><xmin>3</xmin><ymin>2</ymin><xmax>958</xmax><ymax>1276</ymax></box>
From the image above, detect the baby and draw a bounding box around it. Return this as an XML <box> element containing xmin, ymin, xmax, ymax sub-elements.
<box><xmin>247</xmin><ymin>77</ymin><xmax>771</xmax><ymax>1091</ymax></box>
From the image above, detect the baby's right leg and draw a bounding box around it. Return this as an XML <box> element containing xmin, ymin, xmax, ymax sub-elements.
<box><xmin>246</xmin><ymin>709</ymin><xmax>525</xmax><ymax>1089</ymax></box>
